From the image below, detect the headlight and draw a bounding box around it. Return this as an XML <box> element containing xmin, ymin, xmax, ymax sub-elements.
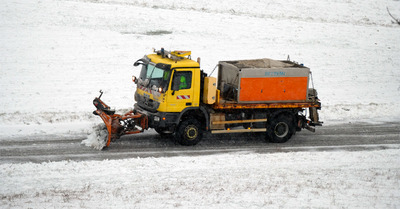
<box><xmin>154</xmin><ymin>116</ymin><xmax>160</xmax><ymax>122</ymax></box>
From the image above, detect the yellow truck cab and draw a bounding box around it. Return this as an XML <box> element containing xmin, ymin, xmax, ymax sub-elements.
<box><xmin>133</xmin><ymin>49</ymin><xmax>209</xmax><ymax>143</ymax></box>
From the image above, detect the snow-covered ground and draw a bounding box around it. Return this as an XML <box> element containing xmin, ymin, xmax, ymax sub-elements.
<box><xmin>1</xmin><ymin>0</ymin><xmax>400</xmax><ymax>208</ymax></box>
<box><xmin>1</xmin><ymin>0</ymin><xmax>400</xmax><ymax>137</ymax></box>
<box><xmin>2</xmin><ymin>150</ymin><xmax>400</xmax><ymax>208</ymax></box>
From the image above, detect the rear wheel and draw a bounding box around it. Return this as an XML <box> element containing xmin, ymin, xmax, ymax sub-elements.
<box><xmin>174</xmin><ymin>118</ymin><xmax>203</xmax><ymax>146</ymax></box>
<box><xmin>267</xmin><ymin>114</ymin><xmax>295</xmax><ymax>143</ymax></box>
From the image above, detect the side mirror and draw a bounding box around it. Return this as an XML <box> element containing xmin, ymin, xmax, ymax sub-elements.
<box><xmin>172</xmin><ymin>82</ymin><xmax>180</xmax><ymax>91</ymax></box>
<box><xmin>133</xmin><ymin>59</ymin><xmax>145</xmax><ymax>66</ymax></box>
<box><xmin>171</xmin><ymin>78</ymin><xmax>180</xmax><ymax>95</ymax></box>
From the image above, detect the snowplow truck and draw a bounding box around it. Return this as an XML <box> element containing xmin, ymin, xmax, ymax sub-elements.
<box><xmin>92</xmin><ymin>49</ymin><xmax>322</xmax><ymax>148</ymax></box>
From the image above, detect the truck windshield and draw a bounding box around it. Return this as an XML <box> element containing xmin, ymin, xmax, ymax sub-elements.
<box><xmin>139</xmin><ymin>63</ymin><xmax>171</xmax><ymax>91</ymax></box>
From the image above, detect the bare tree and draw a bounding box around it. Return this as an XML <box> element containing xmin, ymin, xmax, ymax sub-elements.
<box><xmin>387</xmin><ymin>7</ymin><xmax>400</xmax><ymax>25</ymax></box>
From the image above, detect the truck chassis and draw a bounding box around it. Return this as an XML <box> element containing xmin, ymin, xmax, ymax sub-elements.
<box><xmin>92</xmin><ymin>90</ymin><xmax>321</xmax><ymax>149</ymax></box>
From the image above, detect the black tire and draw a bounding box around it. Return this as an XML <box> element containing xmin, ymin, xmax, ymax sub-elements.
<box><xmin>267</xmin><ymin>114</ymin><xmax>295</xmax><ymax>143</ymax></box>
<box><xmin>174</xmin><ymin>118</ymin><xmax>203</xmax><ymax>146</ymax></box>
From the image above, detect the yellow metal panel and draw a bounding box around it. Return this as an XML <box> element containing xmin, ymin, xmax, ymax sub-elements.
<box><xmin>163</xmin><ymin>68</ymin><xmax>200</xmax><ymax>113</ymax></box>
<box><xmin>170</xmin><ymin>51</ymin><xmax>191</xmax><ymax>57</ymax></box>
<box><xmin>216</xmin><ymin>89</ymin><xmax>220</xmax><ymax>105</ymax></box>
<box><xmin>192</xmin><ymin>68</ymin><xmax>201</xmax><ymax>107</ymax></box>
<box><xmin>140</xmin><ymin>53</ymin><xmax>200</xmax><ymax>113</ymax></box>
<box><xmin>147</xmin><ymin>54</ymin><xmax>199</xmax><ymax>68</ymax></box>
<box><xmin>203</xmin><ymin>77</ymin><xmax>217</xmax><ymax>104</ymax></box>
<box><xmin>156</xmin><ymin>94</ymin><xmax>168</xmax><ymax>112</ymax></box>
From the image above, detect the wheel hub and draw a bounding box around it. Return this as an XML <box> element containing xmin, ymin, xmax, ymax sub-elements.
<box><xmin>274</xmin><ymin>122</ymin><xmax>289</xmax><ymax>138</ymax></box>
<box><xmin>185</xmin><ymin>125</ymin><xmax>198</xmax><ymax>140</ymax></box>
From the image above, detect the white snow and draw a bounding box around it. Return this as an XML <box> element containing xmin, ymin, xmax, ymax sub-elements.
<box><xmin>81</xmin><ymin>123</ymin><xmax>108</xmax><ymax>150</ymax></box>
<box><xmin>1</xmin><ymin>149</ymin><xmax>400</xmax><ymax>208</ymax></box>
<box><xmin>1</xmin><ymin>0</ymin><xmax>400</xmax><ymax>136</ymax></box>
<box><xmin>1</xmin><ymin>0</ymin><xmax>400</xmax><ymax>208</ymax></box>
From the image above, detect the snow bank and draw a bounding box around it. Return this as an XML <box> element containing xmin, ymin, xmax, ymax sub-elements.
<box><xmin>1</xmin><ymin>149</ymin><xmax>399</xmax><ymax>208</ymax></box>
<box><xmin>0</xmin><ymin>111</ymin><xmax>94</xmax><ymax>138</ymax></box>
<box><xmin>323</xmin><ymin>102</ymin><xmax>400</xmax><ymax>124</ymax></box>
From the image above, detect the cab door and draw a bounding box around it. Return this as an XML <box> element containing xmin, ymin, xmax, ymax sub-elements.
<box><xmin>167</xmin><ymin>70</ymin><xmax>194</xmax><ymax>112</ymax></box>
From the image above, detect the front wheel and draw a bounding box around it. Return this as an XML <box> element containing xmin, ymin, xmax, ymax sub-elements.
<box><xmin>174</xmin><ymin>118</ymin><xmax>203</xmax><ymax>146</ymax></box>
<box><xmin>267</xmin><ymin>114</ymin><xmax>295</xmax><ymax>143</ymax></box>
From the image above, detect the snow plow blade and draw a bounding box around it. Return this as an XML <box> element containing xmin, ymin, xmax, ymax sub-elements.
<box><xmin>92</xmin><ymin>91</ymin><xmax>148</xmax><ymax>148</ymax></box>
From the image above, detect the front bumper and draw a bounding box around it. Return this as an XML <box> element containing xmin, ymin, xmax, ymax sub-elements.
<box><xmin>134</xmin><ymin>104</ymin><xmax>179</xmax><ymax>130</ymax></box>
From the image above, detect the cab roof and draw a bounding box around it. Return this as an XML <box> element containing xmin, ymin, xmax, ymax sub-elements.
<box><xmin>147</xmin><ymin>53</ymin><xmax>200</xmax><ymax>69</ymax></box>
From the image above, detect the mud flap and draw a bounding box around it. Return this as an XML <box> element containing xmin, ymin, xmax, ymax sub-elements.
<box><xmin>309</xmin><ymin>107</ymin><xmax>319</xmax><ymax>124</ymax></box>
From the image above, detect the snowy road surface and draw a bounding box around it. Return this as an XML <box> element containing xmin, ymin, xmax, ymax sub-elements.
<box><xmin>1</xmin><ymin>122</ymin><xmax>399</xmax><ymax>164</ymax></box>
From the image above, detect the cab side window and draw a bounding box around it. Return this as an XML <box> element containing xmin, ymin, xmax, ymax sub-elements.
<box><xmin>172</xmin><ymin>71</ymin><xmax>192</xmax><ymax>90</ymax></box>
